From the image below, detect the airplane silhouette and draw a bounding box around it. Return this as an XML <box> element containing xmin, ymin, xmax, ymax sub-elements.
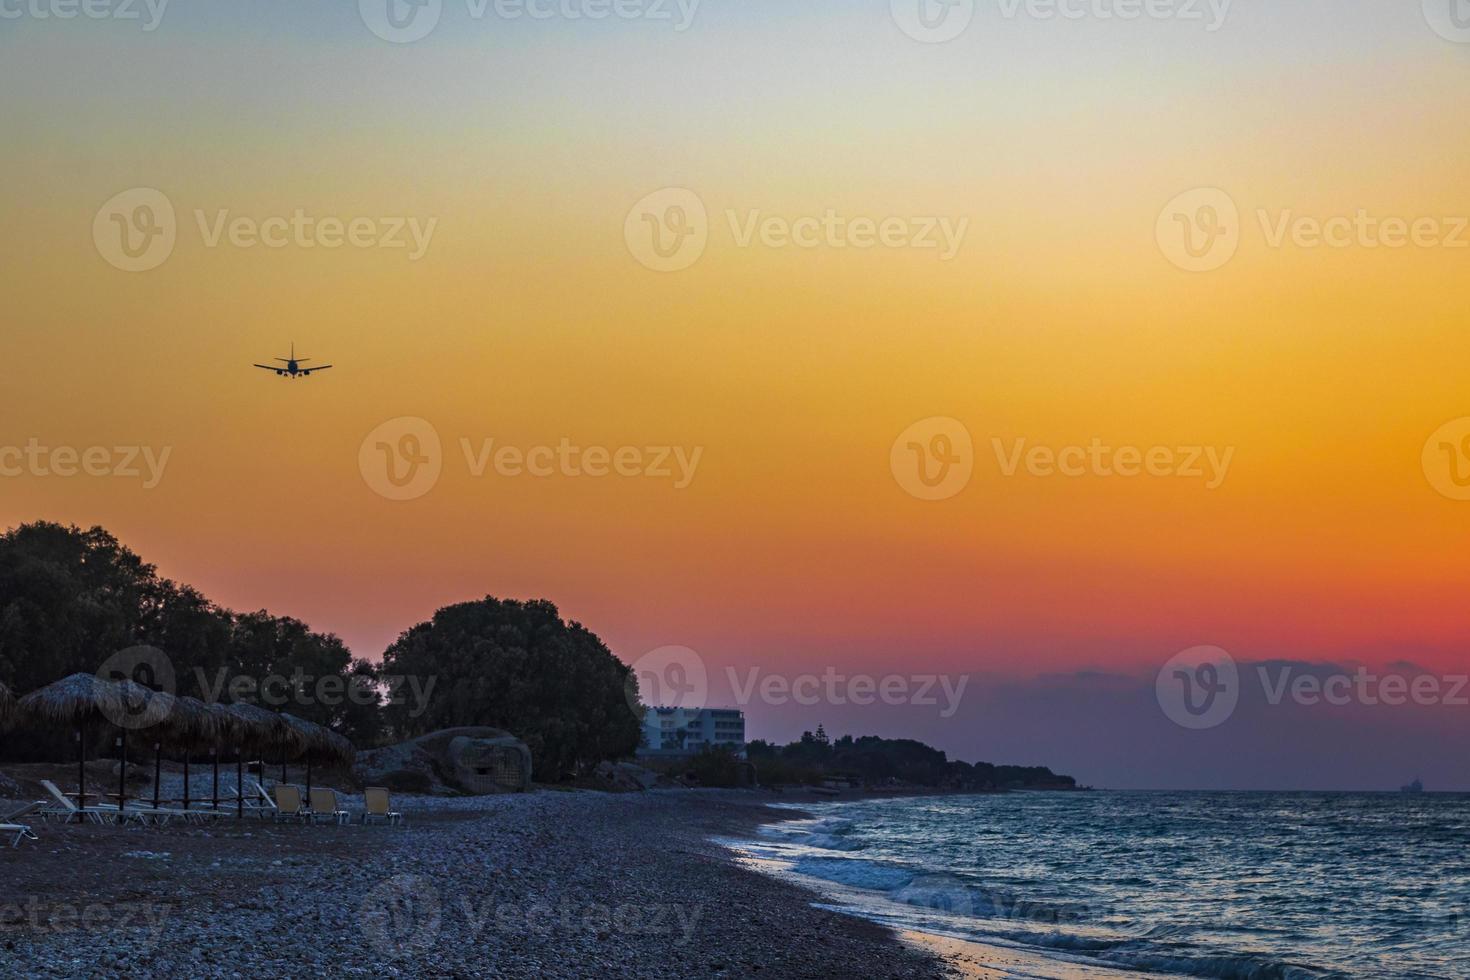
<box><xmin>254</xmin><ymin>343</ymin><xmax>332</xmax><ymax>379</ymax></box>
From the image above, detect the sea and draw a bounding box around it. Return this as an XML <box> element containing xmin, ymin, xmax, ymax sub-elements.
<box><xmin>721</xmin><ymin>791</ymin><xmax>1470</xmax><ymax>979</ymax></box>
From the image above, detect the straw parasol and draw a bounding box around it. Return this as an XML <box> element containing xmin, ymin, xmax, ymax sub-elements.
<box><xmin>277</xmin><ymin>712</ymin><xmax>319</xmax><ymax>794</ymax></box>
<box><xmin>226</xmin><ymin>701</ymin><xmax>284</xmax><ymax>806</ymax></box>
<box><xmin>17</xmin><ymin>673</ymin><xmax>159</xmax><ymax>812</ymax></box>
<box><xmin>232</xmin><ymin>704</ymin><xmax>308</xmax><ymax>789</ymax></box>
<box><xmin>278</xmin><ymin>713</ymin><xmax>355</xmax><ymax>800</ymax></box>
<box><xmin>140</xmin><ymin>689</ymin><xmax>177</xmax><ymax>809</ymax></box>
<box><xmin>160</xmin><ymin>696</ymin><xmax>219</xmax><ymax>810</ymax></box>
<box><xmin>205</xmin><ymin>702</ymin><xmax>245</xmax><ymax>816</ymax></box>
<box><xmin>319</xmin><ymin>728</ymin><xmax>356</xmax><ymax>768</ymax></box>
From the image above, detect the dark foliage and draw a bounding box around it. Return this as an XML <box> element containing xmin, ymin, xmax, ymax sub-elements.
<box><xmin>379</xmin><ymin>596</ymin><xmax>644</xmax><ymax>777</ymax></box>
<box><xmin>745</xmin><ymin>732</ymin><xmax>1076</xmax><ymax>790</ymax></box>
<box><xmin>0</xmin><ymin>522</ymin><xmax>381</xmax><ymax>759</ymax></box>
<box><xmin>687</xmin><ymin>745</ymin><xmax>743</xmax><ymax>787</ymax></box>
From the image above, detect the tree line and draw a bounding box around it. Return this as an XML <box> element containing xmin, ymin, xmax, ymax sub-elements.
<box><xmin>0</xmin><ymin>522</ymin><xmax>643</xmax><ymax>774</ymax></box>
<box><xmin>743</xmin><ymin>725</ymin><xmax>1076</xmax><ymax>790</ymax></box>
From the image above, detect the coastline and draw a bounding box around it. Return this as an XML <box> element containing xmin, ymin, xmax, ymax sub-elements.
<box><xmin>0</xmin><ymin>787</ymin><xmax>953</xmax><ymax>978</ymax></box>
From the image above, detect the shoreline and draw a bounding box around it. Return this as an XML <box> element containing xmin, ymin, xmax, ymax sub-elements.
<box><xmin>0</xmin><ymin>787</ymin><xmax>955</xmax><ymax>978</ymax></box>
<box><xmin>727</xmin><ymin>793</ymin><xmax>1162</xmax><ymax>980</ymax></box>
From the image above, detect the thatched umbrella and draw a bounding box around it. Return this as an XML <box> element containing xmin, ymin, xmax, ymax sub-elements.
<box><xmin>279</xmin><ymin>713</ymin><xmax>355</xmax><ymax>801</ymax></box>
<box><xmin>225</xmin><ymin>702</ymin><xmax>280</xmax><ymax>818</ymax></box>
<box><xmin>321</xmin><ymin>728</ymin><xmax>355</xmax><ymax>768</ymax></box>
<box><xmin>276</xmin><ymin>713</ymin><xmax>318</xmax><ymax>793</ymax></box>
<box><xmin>204</xmin><ymin>702</ymin><xmax>244</xmax><ymax>812</ymax></box>
<box><xmin>17</xmin><ymin>673</ymin><xmax>149</xmax><ymax>813</ymax></box>
<box><xmin>233</xmin><ymin>706</ymin><xmax>308</xmax><ymax>789</ymax></box>
<box><xmin>106</xmin><ymin>681</ymin><xmax>172</xmax><ymax>815</ymax></box>
<box><xmin>141</xmin><ymin>690</ymin><xmax>177</xmax><ymax>809</ymax></box>
<box><xmin>161</xmin><ymin>696</ymin><xmax>218</xmax><ymax>811</ymax></box>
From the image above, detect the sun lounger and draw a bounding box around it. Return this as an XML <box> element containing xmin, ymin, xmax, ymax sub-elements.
<box><xmin>362</xmin><ymin>787</ymin><xmax>402</xmax><ymax>827</ymax></box>
<box><xmin>225</xmin><ymin>777</ymin><xmax>279</xmax><ymax>819</ymax></box>
<box><xmin>1</xmin><ymin>823</ymin><xmax>37</xmax><ymax>847</ymax></box>
<box><xmin>124</xmin><ymin>803</ymin><xmax>225</xmax><ymax>826</ymax></box>
<box><xmin>2</xmin><ymin>801</ymin><xmax>43</xmax><ymax>824</ymax></box>
<box><xmin>272</xmin><ymin>784</ymin><xmax>308</xmax><ymax>823</ymax></box>
<box><xmin>308</xmin><ymin>787</ymin><xmax>349</xmax><ymax>826</ymax></box>
<box><xmin>39</xmin><ymin>780</ymin><xmax>114</xmax><ymax>824</ymax></box>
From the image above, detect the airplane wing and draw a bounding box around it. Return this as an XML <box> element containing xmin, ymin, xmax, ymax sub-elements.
<box><xmin>253</xmin><ymin>364</ymin><xmax>281</xmax><ymax>371</ymax></box>
<box><xmin>301</xmin><ymin>364</ymin><xmax>333</xmax><ymax>375</ymax></box>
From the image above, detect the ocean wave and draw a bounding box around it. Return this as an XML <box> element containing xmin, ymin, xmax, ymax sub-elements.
<box><xmin>760</xmin><ymin>817</ymin><xmax>865</xmax><ymax>851</ymax></box>
<box><xmin>790</xmin><ymin>856</ymin><xmax>917</xmax><ymax>892</ymax></box>
<box><xmin>889</xmin><ymin>873</ymin><xmax>1083</xmax><ymax>925</ymax></box>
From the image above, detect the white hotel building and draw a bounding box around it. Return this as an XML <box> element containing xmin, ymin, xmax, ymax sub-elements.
<box><xmin>638</xmin><ymin>706</ymin><xmax>746</xmax><ymax>757</ymax></box>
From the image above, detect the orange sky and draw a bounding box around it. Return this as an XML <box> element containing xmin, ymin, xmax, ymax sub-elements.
<box><xmin>2</xmin><ymin>3</ymin><xmax>1468</xmax><ymax>697</ymax></box>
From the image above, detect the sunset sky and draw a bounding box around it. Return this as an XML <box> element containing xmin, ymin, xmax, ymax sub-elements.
<box><xmin>3</xmin><ymin>1</ymin><xmax>1468</xmax><ymax>788</ymax></box>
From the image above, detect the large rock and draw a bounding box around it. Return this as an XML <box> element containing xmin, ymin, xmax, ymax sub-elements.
<box><xmin>355</xmin><ymin>727</ymin><xmax>532</xmax><ymax>796</ymax></box>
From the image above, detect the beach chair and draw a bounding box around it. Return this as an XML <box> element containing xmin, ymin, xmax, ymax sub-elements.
<box><xmin>1</xmin><ymin>823</ymin><xmax>37</xmax><ymax>847</ymax></box>
<box><xmin>272</xmin><ymin>784</ymin><xmax>308</xmax><ymax>823</ymax></box>
<box><xmin>2</xmin><ymin>801</ymin><xmax>43</xmax><ymax>824</ymax></box>
<box><xmin>223</xmin><ymin>779</ymin><xmax>277</xmax><ymax>820</ymax></box>
<box><xmin>244</xmin><ymin>777</ymin><xmax>279</xmax><ymax>820</ymax></box>
<box><xmin>362</xmin><ymin>787</ymin><xmax>402</xmax><ymax>827</ymax></box>
<box><xmin>308</xmin><ymin>787</ymin><xmax>349</xmax><ymax>826</ymax></box>
<box><xmin>39</xmin><ymin>780</ymin><xmax>113</xmax><ymax>825</ymax></box>
<box><xmin>126</xmin><ymin>801</ymin><xmax>226</xmax><ymax>826</ymax></box>
<box><xmin>35</xmin><ymin>787</ymin><xmax>187</xmax><ymax>828</ymax></box>
<box><xmin>1</xmin><ymin>803</ymin><xmax>43</xmax><ymax>846</ymax></box>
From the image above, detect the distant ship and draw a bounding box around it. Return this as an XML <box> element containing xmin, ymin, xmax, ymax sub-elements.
<box><xmin>1400</xmin><ymin>778</ymin><xmax>1425</xmax><ymax>794</ymax></box>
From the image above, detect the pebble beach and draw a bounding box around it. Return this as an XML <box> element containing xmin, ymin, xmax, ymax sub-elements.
<box><xmin>1</xmin><ymin>788</ymin><xmax>958</xmax><ymax>979</ymax></box>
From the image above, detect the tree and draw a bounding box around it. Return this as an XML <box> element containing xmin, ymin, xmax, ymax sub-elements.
<box><xmin>379</xmin><ymin>596</ymin><xmax>643</xmax><ymax>778</ymax></box>
<box><xmin>0</xmin><ymin>522</ymin><xmax>379</xmax><ymax>760</ymax></box>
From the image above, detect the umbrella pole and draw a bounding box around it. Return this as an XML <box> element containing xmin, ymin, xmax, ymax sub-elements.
<box><xmin>305</xmin><ymin>751</ymin><xmax>312</xmax><ymax>803</ymax></box>
<box><xmin>280</xmin><ymin>737</ymin><xmax>286</xmax><ymax>784</ymax></box>
<box><xmin>183</xmin><ymin>752</ymin><xmax>190</xmax><ymax>811</ymax></box>
<box><xmin>118</xmin><ymin>729</ymin><xmax>128</xmax><ymax>821</ymax></box>
<box><xmin>153</xmin><ymin>742</ymin><xmax>162</xmax><ymax>808</ymax></box>
<box><xmin>237</xmin><ymin>751</ymin><xmax>244</xmax><ymax>820</ymax></box>
<box><xmin>78</xmin><ymin>720</ymin><xmax>87</xmax><ymax>816</ymax></box>
<box><xmin>212</xmin><ymin>747</ymin><xmax>220</xmax><ymax>811</ymax></box>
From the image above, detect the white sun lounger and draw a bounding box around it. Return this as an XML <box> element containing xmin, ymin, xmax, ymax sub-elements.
<box><xmin>224</xmin><ymin>780</ymin><xmax>278</xmax><ymax>820</ymax></box>
<box><xmin>2</xmin><ymin>801</ymin><xmax>43</xmax><ymax>824</ymax></box>
<box><xmin>39</xmin><ymin>780</ymin><xmax>190</xmax><ymax>826</ymax></box>
<box><xmin>1</xmin><ymin>803</ymin><xmax>43</xmax><ymax>847</ymax></box>
<box><xmin>2</xmin><ymin>823</ymin><xmax>37</xmax><ymax>847</ymax></box>
<box><xmin>39</xmin><ymin>780</ymin><xmax>117</xmax><ymax>824</ymax></box>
